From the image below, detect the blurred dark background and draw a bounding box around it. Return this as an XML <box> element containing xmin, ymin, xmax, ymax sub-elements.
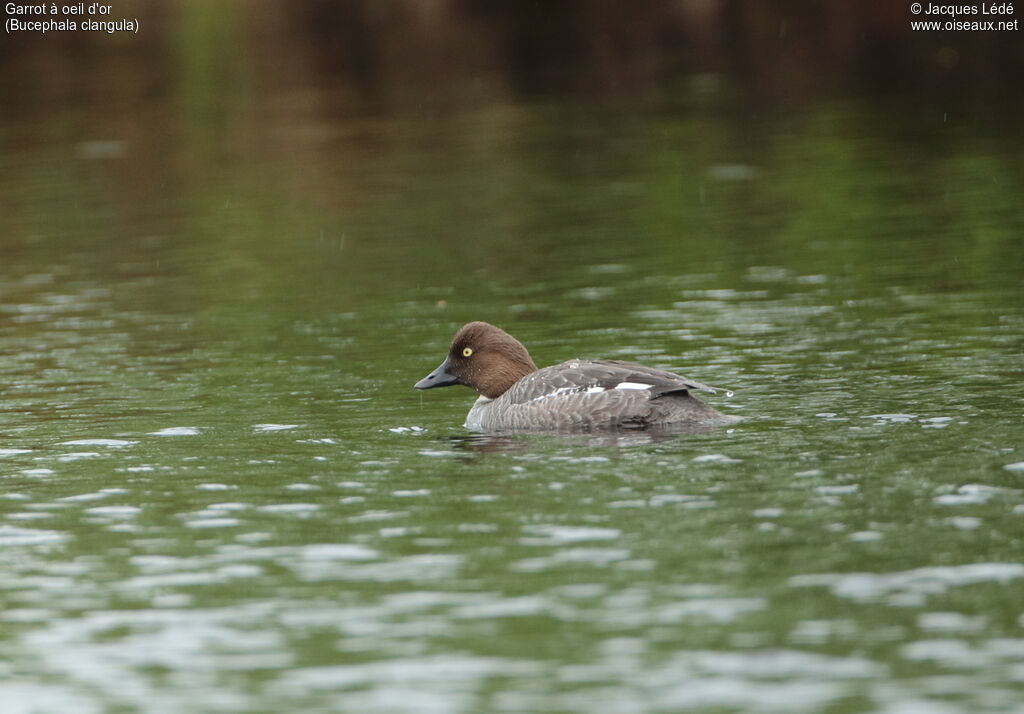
<box><xmin>2</xmin><ymin>0</ymin><xmax>1021</xmax><ymax>123</ymax></box>
<box><xmin>2</xmin><ymin>0</ymin><xmax>1021</xmax><ymax>302</ymax></box>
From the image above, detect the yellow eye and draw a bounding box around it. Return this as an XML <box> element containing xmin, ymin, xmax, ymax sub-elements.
<box><xmin>462</xmin><ymin>347</ymin><xmax>473</xmax><ymax>357</ymax></box>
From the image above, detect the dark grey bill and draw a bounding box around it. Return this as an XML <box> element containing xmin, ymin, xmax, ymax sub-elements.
<box><xmin>414</xmin><ymin>357</ymin><xmax>460</xmax><ymax>389</ymax></box>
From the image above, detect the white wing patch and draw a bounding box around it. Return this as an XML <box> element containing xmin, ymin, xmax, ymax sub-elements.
<box><xmin>614</xmin><ymin>382</ymin><xmax>653</xmax><ymax>391</ymax></box>
<box><xmin>527</xmin><ymin>382</ymin><xmax>652</xmax><ymax>403</ymax></box>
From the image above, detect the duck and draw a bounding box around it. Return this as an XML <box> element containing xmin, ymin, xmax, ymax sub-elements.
<box><xmin>414</xmin><ymin>321</ymin><xmax>739</xmax><ymax>432</ymax></box>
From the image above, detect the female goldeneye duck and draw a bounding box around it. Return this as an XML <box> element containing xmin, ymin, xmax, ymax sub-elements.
<box><xmin>414</xmin><ymin>321</ymin><xmax>740</xmax><ymax>432</ymax></box>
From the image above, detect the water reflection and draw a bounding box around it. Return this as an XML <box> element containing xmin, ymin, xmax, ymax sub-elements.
<box><xmin>443</xmin><ymin>425</ymin><xmax>742</xmax><ymax>456</ymax></box>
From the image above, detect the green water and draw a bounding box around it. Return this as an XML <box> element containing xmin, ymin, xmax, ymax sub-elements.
<box><xmin>2</xmin><ymin>46</ymin><xmax>1024</xmax><ymax>714</ymax></box>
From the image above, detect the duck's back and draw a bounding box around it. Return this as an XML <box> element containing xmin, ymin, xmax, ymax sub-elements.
<box><xmin>465</xmin><ymin>359</ymin><xmax>738</xmax><ymax>432</ymax></box>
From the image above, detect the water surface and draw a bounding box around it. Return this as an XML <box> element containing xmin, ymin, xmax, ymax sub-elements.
<box><xmin>2</xmin><ymin>17</ymin><xmax>1024</xmax><ymax>714</ymax></box>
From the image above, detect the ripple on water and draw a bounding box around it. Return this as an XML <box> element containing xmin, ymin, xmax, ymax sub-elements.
<box><xmin>865</xmin><ymin>414</ymin><xmax>917</xmax><ymax>424</ymax></box>
<box><xmin>0</xmin><ymin>685</ymin><xmax>102</xmax><ymax>714</ymax></box>
<box><xmin>148</xmin><ymin>427</ymin><xmax>202</xmax><ymax>436</ymax></box>
<box><xmin>848</xmin><ymin>530</ymin><xmax>885</xmax><ymax>542</ymax></box>
<box><xmin>553</xmin><ymin>647</ymin><xmax>880</xmax><ymax>713</ymax></box>
<box><xmin>286</xmin><ymin>553</ymin><xmax>463</xmax><ymax>584</ymax></box>
<box><xmin>946</xmin><ymin>517</ymin><xmax>982</xmax><ymax>530</ymax></box>
<box><xmin>510</xmin><ymin>548</ymin><xmax>632</xmax><ymax>572</ymax></box>
<box><xmin>178</xmin><ymin>505</ymin><xmax>245</xmax><ymax>529</ymax></box>
<box><xmin>272</xmin><ymin>655</ymin><xmax>541</xmax><ymax>707</ymax></box>
<box><xmin>635</xmin><ymin>493</ymin><xmax>715</xmax><ymax>509</ymax></box>
<box><xmin>293</xmin><ymin>543</ymin><xmax>380</xmax><ymax>561</ymax></box>
<box><xmin>0</xmin><ymin>525</ymin><xmax>68</xmax><ymax>546</ymax></box>
<box><xmin>692</xmin><ymin>453</ymin><xmax>742</xmax><ymax>464</ymax></box>
<box><xmin>57</xmin><ymin>452</ymin><xmax>103</xmax><ymax>462</ymax></box>
<box><xmin>257</xmin><ymin>503</ymin><xmax>321</xmax><ymax>516</ymax></box>
<box><xmin>83</xmin><ymin>505</ymin><xmax>141</xmax><ymax>520</ymax></box>
<box><xmin>933</xmin><ymin>483</ymin><xmax>1018</xmax><ymax>506</ymax></box>
<box><xmin>451</xmin><ymin>595</ymin><xmax>552</xmax><ymax>620</ymax></box>
<box><xmin>815</xmin><ymin>484</ymin><xmax>860</xmax><ymax>496</ymax></box>
<box><xmin>519</xmin><ymin>525</ymin><xmax>622</xmax><ymax>545</ymax></box>
<box><xmin>917</xmin><ymin>612</ymin><xmax>988</xmax><ymax>633</ymax></box>
<box><xmin>13</xmin><ymin>603</ymin><xmax>289</xmax><ymax>710</ymax></box>
<box><xmin>900</xmin><ymin>638</ymin><xmax>1024</xmax><ymax>670</ymax></box>
<box><xmin>790</xmin><ymin>563</ymin><xmax>1024</xmax><ymax>604</ymax></box>
<box><xmin>57</xmin><ymin>489</ymin><xmax>128</xmax><ymax>503</ymax></box>
<box><xmin>189</xmin><ymin>518</ymin><xmax>244</xmax><ymax>530</ymax></box>
<box><xmin>117</xmin><ymin>566</ymin><xmax>263</xmax><ymax>592</ymax></box>
<box><xmin>61</xmin><ymin>439</ymin><xmax>137</xmax><ymax>448</ymax></box>
<box><xmin>653</xmin><ymin>598</ymin><xmax>767</xmax><ymax>624</ymax></box>
<box><xmin>253</xmin><ymin>424</ymin><xmax>300</xmax><ymax>432</ymax></box>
